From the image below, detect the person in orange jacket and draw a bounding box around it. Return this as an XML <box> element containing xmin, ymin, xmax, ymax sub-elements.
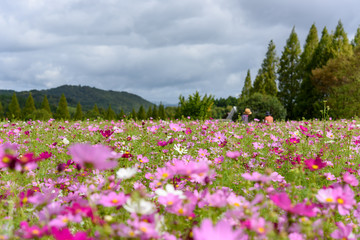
<box><xmin>264</xmin><ymin>111</ymin><xmax>274</xmax><ymax>123</ymax></box>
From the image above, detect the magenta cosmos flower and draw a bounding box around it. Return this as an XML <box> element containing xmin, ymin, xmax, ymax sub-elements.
<box><xmin>270</xmin><ymin>192</ymin><xmax>316</xmax><ymax>217</ymax></box>
<box><xmin>304</xmin><ymin>157</ymin><xmax>326</xmax><ymax>171</ymax></box>
<box><xmin>69</xmin><ymin>143</ymin><xmax>118</xmax><ymax>170</ymax></box>
<box><xmin>193</xmin><ymin>219</ymin><xmax>244</xmax><ymax>240</ymax></box>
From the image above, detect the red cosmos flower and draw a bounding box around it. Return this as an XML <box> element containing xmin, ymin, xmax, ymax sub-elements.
<box><xmin>99</xmin><ymin>129</ymin><xmax>114</xmax><ymax>138</ymax></box>
<box><xmin>304</xmin><ymin>157</ymin><xmax>327</xmax><ymax>171</ymax></box>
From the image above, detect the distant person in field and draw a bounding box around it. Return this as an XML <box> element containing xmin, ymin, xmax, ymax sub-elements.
<box><xmin>264</xmin><ymin>111</ymin><xmax>274</xmax><ymax>123</ymax></box>
<box><xmin>241</xmin><ymin>108</ymin><xmax>252</xmax><ymax>124</ymax></box>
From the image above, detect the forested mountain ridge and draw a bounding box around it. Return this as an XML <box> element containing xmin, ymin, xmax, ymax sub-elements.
<box><xmin>0</xmin><ymin>85</ymin><xmax>154</xmax><ymax>113</ymax></box>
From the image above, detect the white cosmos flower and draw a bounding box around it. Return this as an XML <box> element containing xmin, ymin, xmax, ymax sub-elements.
<box><xmin>116</xmin><ymin>167</ymin><xmax>137</xmax><ymax>180</ymax></box>
<box><xmin>123</xmin><ymin>198</ymin><xmax>155</xmax><ymax>215</ymax></box>
<box><xmin>62</xmin><ymin>138</ymin><xmax>70</xmax><ymax>145</ymax></box>
<box><xmin>155</xmin><ymin>184</ymin><xmax>186</xmax><ymax>199</ymax></box>
<box><xmin>174</xmin><ymin>144</ymin><xmax>188</xmax><ymax>155</ymax></box>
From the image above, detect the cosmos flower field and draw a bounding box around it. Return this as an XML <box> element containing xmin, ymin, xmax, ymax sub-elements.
<box><xmin>1</xmin><ymin>118</ymin><xmax>360</xmax><ymax>239</ymax></box>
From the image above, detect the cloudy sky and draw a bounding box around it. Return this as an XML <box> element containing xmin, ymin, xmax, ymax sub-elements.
<box><xmin>0</xmin><ymin>0</ymin><xmax>359</xmax><ymax>104</ymax></box>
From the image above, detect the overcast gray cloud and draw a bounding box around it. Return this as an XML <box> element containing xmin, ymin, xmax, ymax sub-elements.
<box><xmin>0</xmin><ymin>0</ymin><xmax>359</xmax><ymax>104</ymax></box>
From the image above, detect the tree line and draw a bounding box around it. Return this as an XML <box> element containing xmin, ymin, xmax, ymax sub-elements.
<box><xmin>0</xmin><ymin>93</ymin><xmax>170</xmax><ymax>121</ymax></box>
<box><xmin>239</xmin><ymin>20</ymin><xmax>360</xmax><ymax>120</ymax></box>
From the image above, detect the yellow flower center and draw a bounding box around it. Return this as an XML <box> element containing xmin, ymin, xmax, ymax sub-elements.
<box><xmin>162</xmin><ymin>173</ymin><xmax>169</xmax><ymax>178</ymax></box>
<box><xmin>129</xmin><ymin>231</ymin><xmax>135</xmax><ymax>237</ymax></box>
<box><xmin>312</xmin><ymin>165</ymin><xmax>319</xmax><ymax>169</ymax></box>
<box><xmin>178</xmin><ymin>208</ymin><xmax>184</xmax><ymax>214</ymax></box>
<box><xmin>233</xmin><ymin>202</ymin><xmax>240</xmax><ymax>207</ymax></box>
<box><xmin>167</xmin><ymin>201</ymin><xmax>173</xmax><ymax>206</ymax></box>
<box><xmin>62</xmin><ymin>217</ymin><xmax>69</xmax><ymax>223</ymax></box>
<box><xmin>140</xmin><ymin>227</ymin><xmax>147</xmax><ymax>233</ymax></box>
<box><xmin>258</xmin><ymin>227</ymin><xmax>265</xmax><ymax>233</ymax></box>
<box><xmin>22</xmin><ymin>197</ymin><xmax>28</xmax><ymax>203</ymax></box>
<box><xmin>111</xmin><ymin>199</ymin><xmax>119</xmax><ymax>204</ymax></box>
<box><xmin>337</xmin><ymin>198</ymin><xmax>344</xmax><ymax>204</ymax></box>
<box><xmin>32</xmin><ymin>229</ymin><xmax>40</xmax><ymax>235</ymax></box>
<box><xmin>326</xmin><ymin>198</ymin><xmax>333</xmax><ymax>203</ymax></box>
<box><xmin>2</xmin><ymin>156</ymin><xmax>10</xmax><ymax>163</ymax></box>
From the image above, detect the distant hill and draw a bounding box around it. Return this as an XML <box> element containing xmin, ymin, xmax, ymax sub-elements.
<box><xmin>0</xmin><ymin>85</ymin><xmax>155</xmax><ymax>113</ymax></box>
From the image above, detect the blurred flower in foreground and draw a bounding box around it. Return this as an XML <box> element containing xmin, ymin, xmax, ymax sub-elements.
<box><xmin>116</xmin><ymin>167</ymin><xmax>137</xmax><ymax>180</ymax></box>
<box><xmin>69</xmin><ymin>143</ymin><xmax>118</xmax><ymax>170</ymax></box>
<box><xmin>123</xmin><ymin>198</ymin><xmax>156</xmax><ymax>215</ymax></box>
<box><xmin>193</xmin><ymin>219</ymin><xmax>244</xmax><ymax>240</ymax></box>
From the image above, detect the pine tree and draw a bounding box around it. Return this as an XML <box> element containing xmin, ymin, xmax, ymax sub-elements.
<box><xmin>117</xmin><ymin>109</ymin><xmax>125</xmax><ymax>120</ymax></box>
<box><xmin>277</xmin><ymin>27</ymin><xmax>301</xmax><ymax>120</ymax></box>
<box><xmin>22</xmin><ymin>93</ymin><xmax>36</xmax><ymax>119</ymax></box>
<box><xmin>106</xmin><ymin>105</ymin><xmax>116</xmax><ymax>120</ymax></box>
<box><xmin>240</xmin><ymin>69</ymin><xmax>252</xmax><ymax>100</ymax></box>
<box><xmin>55</xmin><ymin>94</ymin><xmax>70</xmax><ymax>120</ymax></box>
<box><xmin>7</xmin><ymin>93</ymin><xmax>22</xmax><ymax>120</ymax></box>
<box><xmin>252</xmin><ymin>40</ymin><xmax>278</xmax><ymax>96</ymax></box>
<box><xmin>331</xmin><ymin>20</ymin><xmax>353</xmax><ymax>58</ymax></box>
<box><xmin>137</xmin><ymin>106</ymin><xmax>147</xmax><ymax>120</ymax></box>
<box><xmin>0</xmin><ymin>101</ymin><xmax>4</xmax><ymax>120</ymax></box>
<box><xmin>352</xmin><ymin>26</ymin><xmax>360</xmax><ymax>49</ymax></box>
<box><xmin>41</xmin><ymin>95</ymin><xmax>52</xmax><ymax>115</ymax></box>
<box><xmin>158</xmin><ymin>103</ymin><xmax>166</xmax><ymax>120</ymax></box>
<box><xmin>152</xmin><ymin>105</ymin><xmax>159</xmax><ymax>119</ymax></box>
<box><xmin>146</xmin><ymin>106</ymin><xmax>152</xmax><ymax>119</ymax></box>
<box><xmin>74</xmin><ymin>102</ymin><xmax>83</xmax><ymax>120</ymax></box>
<box><xmin>131</xmin><ymin>108</ymin><xmax>137</xmax><ymax>120</ymax></box>
<box><xmin>296</xmin><ymin>24</ymin><xmax>319</xmax><ymax>119</ymax></box>
<box><xmin>310</xmin><ymin>27</ymin><xmax>333</xmax><ymax>69</ymax></box>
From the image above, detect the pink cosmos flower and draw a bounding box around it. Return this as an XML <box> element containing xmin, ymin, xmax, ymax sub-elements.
<box><xmin>242</xmin><ymin>172</ymin><xmax>271</xmax><ymax>183</ymax></box>
<box><xmin>304</xmin><ymin>157</ymin><xmax>326</xmax><ymax>171</ymax></box>
<box><xmin>343</xmin><ymin>172</ymin><xmax>358</xmax><ymax>186</ymax></box>
<box><xmin>99</xmin><ymin>129</ymin><xmax>114</xmax><ymax>138</ymax></box>
<box><xmin>226</xmin><ymin>151</ymin><xmax>241</xmax><ymax>159</ymax></box>
<box><xmin>330</xmin><ymin>222</ymin><xmax>357</xmax><ymax>239</ymax></box>
<box><xmin>69</xmin><ymin>143</ymin><xmax>118</xmax><ymax>170</ymax></box>
<box><xmin>98</xmin><ymin>192</ymin><xmax>127</xmax><ymax>207</ymax></box>
<box><xmin>18</xmin><ymin>221</ymin><xmax>48</xmax><ymax>239</ymax></box>
<box><xmin>169</xmin><ymin>123</ymin><xmax>183</xmax><ymax>132</ymax></box>
<box><xmin>316</xmin><ymin>185</ymin><xmax>355</xmax><ymax>215</ymax></box>
<box><xmin>270</xmin><ymin>192</ymin><xmax>316</xmax><ymax>217</ymax></box>
<box><xmin>193</xmin><ymin>219</ymin><xmax>243</xmax><ymax>240</ymax></box>
<box><xmin>137</xmin><ymin>154</ymin><xmax>149</xmax><ymax>163</ymax></box>
<box><xmin>51</xmin><ymin>227</ymin><xmax>92</xmax><ymax>240</ymax></box>
<box><xmin>324</xmin><ymin>172</ymin><xmax>336</xmax><ymax>181</ymax></box>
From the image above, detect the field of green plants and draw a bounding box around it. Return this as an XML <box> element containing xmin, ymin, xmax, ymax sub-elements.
<box><xmin>0</xmin><ymin>118</ymin><xmax>360</xmax><ymax>239</ymax></box>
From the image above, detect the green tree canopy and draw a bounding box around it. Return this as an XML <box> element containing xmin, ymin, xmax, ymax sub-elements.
<box><xmin>331</xmin><ymin>20</ymin><xmax>353</xmax><ymax>58</ymax></box>
<box><xmin>6</xmin><ymin>93</ymin><xmax>22</xmax><ymax>120</ymax></box>
<box><xmin>277</xmin><ymin>27</ymin><xmax>301</xmax><ymax>120</ymax></box>
<box><xmin>41</xmin><ymin>95</ymin><xmax>52</xmax><ymax>115</ymax></box>
<box><xmin>137</xmin><ymin>105</ymin><xmax>147</xmax><ymax>120</ymax></box>
<box><xmin>178</xmin><ymin>91</ymin><xmax>214</xmax><ymax>120</ymax></box>
<box><xmin>105</xmin><ymin>104</ymin><xmax>116</xmax><ymax>120</ymax></box>
<box><xmin>22</xmin><ymin>93</ymin><xmax>36</xmax><ymax>119</ymax></box>
<box><xmin>236</xmin><ymin>93</ymin><xmax>286</xmax><ymax>121</ymax></box>
<box><xmin>152</xmin><ymin>105</ymin><xmax>158</xmax><ymax>120</ymax></box>
<box><xmin>240</xmin><ymin>69</ymin><xmax>252</xmax><ymax>100</ymax></box>
<box><xmin>74</xmin><ymin>102</ymin><xmax>83</xmax><ymax>120</ymax></box>
<box><xmin>252</xmin><ymin>40</ymin><xmax>278</xmax><ymax>96</ymax></box>
<box><xmin>352</xmin><ymin>26</ymin><xmax>360</xmax><ymax>49</ymax></box>
<box><xmin>55</xmin><ymin>93</ymin><xmax>70</xmax><ymax>120</ymax></box>
<box><xmin>158</xmin><ymin>103</ymin><xmax>166</xmax><ymax>120</ymax></box>
<box><xmin>0</xmin><ymin>101</ymin><xmax>4</xmax><ymax>120</ymax></box>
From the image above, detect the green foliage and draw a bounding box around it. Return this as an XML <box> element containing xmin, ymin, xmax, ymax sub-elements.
<box><xmin>30</xmin><ymin>109</ymin><xmax>52</xmax><ymax>121</ymax></box>
<box><xmin>312</xmin><ymin>48</ymin><xmax>360</xmax><ymax>118</ymax></box>
<box><xmin>214</xmin><ymin>96</ymin><xmax>238</xmax><ymax>108</ymax></box>
<box><xmin>86</xmin><ymin>104</ymin><xmax>101</xmax><ymax>120</ymax></box>
<box><xmin>6</xmin><ymin>93</ymin><xmax>22</xmax><ymax>120</ymax></box>
<box><xmin>330</xmin><ymin>20</ymin><xmax>353</xmax><ymax>58</ymax></box>
<box><xmin>74</xmin><ymin>102</ymin><xmax>83</xmax><ymax>120</ymax></box>
<box><xmin>55</xmin><ymin>94</ymin><xmax>70</xmax><ymax>120</ymax></box>
<box><xmin>158</xmin><ymin>103</ymin><xmax>166</xmax><ymax>120</ymax></box>
<box><xmin>41</xmin><ymin>95</ymin><xmax>52</xmax><ymax>115</ymax></box>
<box><xmin>137</xmin><ymin>105</ymin><xmax>147</xmax><ymax>120</ymax></box>
<box><xmin>105</xmin><ymin>105</ymin><xmax>116</xmax><ymax>120</ymax></box>
<box><xmin>240</xmin><ymin>69</ymin><xmax>252</xmax><ymax>100</ymax></box>
<box><xmin>0</xmin><ymin>101</ymin><xmax>4</xmax><ymax>120</ymax></box>
<box><xmin>178</xmin><ymin>91</ymin><xmax>214</xmax><ymax>120</ymax></box>
<box><xmin>252</xmin><ymin>40</ymin><xmax>278</xmax><ymax>96</ymax></box>
<box><xmin>146</xmin><ymin>106</ymin><xmax>152</xmax><ymax>120</ymax></box>
<box><xmin>296</xmin><ymin>24</ymin><xmax>319</xmax><ymax>119</ymax></box>
<box><xmin>152</xmin><ymin>105</ymin><xmax>158</xmax><ymax>120</ymax></box>
<box><xmin>278</xmin><ymin>27</ymin><xmax>301</xmax><ymax>120</ymax></box>
<box><xmin>131</xmin><ymin>108</ymin><xmax>137</xmax><ymax>120</ymax></box>
<box><xmin>236</xmin><ymin>93</ymin><xmax>286</xmax><ymax>121</ymax></box>
<box><xmin>118</xmin><ymin>109</ymin><xmax>125</xmax><ymax>120</ymax></box>
<box><xmin>310</xmin><ymin>27</ymin><xmax>333</xmax><ymax>69</ymax></box>
<box><xmin>22</xmin><ymin>93</ymin><xmax>36</xmax><ymax>119</ymax></box>
<box><xmin>352</xmin><ymin>26</ymin><xmax>360</xmax><ymax>49</ymax></box>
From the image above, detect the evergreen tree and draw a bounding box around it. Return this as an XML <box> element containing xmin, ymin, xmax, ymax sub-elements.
<box><xmin>118</xmin><ymin>109</ymin><xmax>125</xmax><ymax>120</ymax></box>
<box><xmin>55</xmin><ymin>94</ymin><xmax>70</xmax><ymax>120</ymax></box>
<box><xmin>158</xmin><ymin>103</ymin><xmax>166</xmax><ymax>120</ymax></box>
<box><xmin>296</xmin><ymin>24</ymin><xmax>319</xmax><ymax>119</ymax></box>
<box><xmin>22</xmin><ymin>93</ymin><xmax>36</xmax><ymax>119</ymax></box>
<box><xmin>7</xmin><ymin>93</ymin><xmax>22</xmax><ymax>120</ymax></box>
<box><xmin>252</xmin><ymin>40</ymin><xmax>278</xmax><ymax>96</ymax></box>
<box><xmin>331</xmin><ymin>20</ymin><xmax>353</xmax><ymax>58</ymax></box>
<box><xmin>240</xmin><ymin>69</ymin><xmax>252</xmax><ymax>100</ymax></box>
<box><xmin>74</xmin><ymin>102</ymin><xmax>83</xmax><ymax>120</ymax></box>
<box><xmin>41</xmin><ymin>95</ymin><xmax>52</xmax><ymax>115</ymax></box>
<box><xmin>0</xmin><ymin>101</ymin><xmax>4</xmax><ymax>120</ymax></box>
<box><xmin>137</xmin><ymin>106</ymin><xmax>147</xmax><ymax>120</ymax></box>
<box><xmin>277</xmin><ymin>27</ymin><xmax>301</xmax><ymax>120</ymax></box>
<box><xmin>152</xmin><ymin>105</ymin><xmax>159</xmax><ymax>119</ymax></box>
<box><xmin>146</xmin><ymin>106</ymin><xmax>152</xmax><ymax>119</ymax></box>
<box><xmin>178</xmin><ymin>91</ymin><xmax>214</xmax><ymax>120</ymax></box>
<box><xmin>106</xmin><ymin>105</ymin><xmax>116</xmax><ymax>120</ymax></box>
<box><xmin>352</xmin><ymin>26</ymin><xmax>360</xmax><ymax>49</ymax></box>
<box><xmin>311</xmin><ymin>27</ymin><xmax>333</xmax><ymax>69</ymax></box>
<box><xmin>131</xmin><ymin>108</ymin><xmax>137</xmax><ymax>120</ymax></box>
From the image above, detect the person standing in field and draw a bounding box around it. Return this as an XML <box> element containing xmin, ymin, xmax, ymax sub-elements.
<box><xmin>264</xmin><ymin>111</ymin><xmax>274</xmax><ymax>123</ymax></box>
<box><xmin>241</xmin><ymin>108</ymin><xmax>252</xmax><ymax>124</ymax></box>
